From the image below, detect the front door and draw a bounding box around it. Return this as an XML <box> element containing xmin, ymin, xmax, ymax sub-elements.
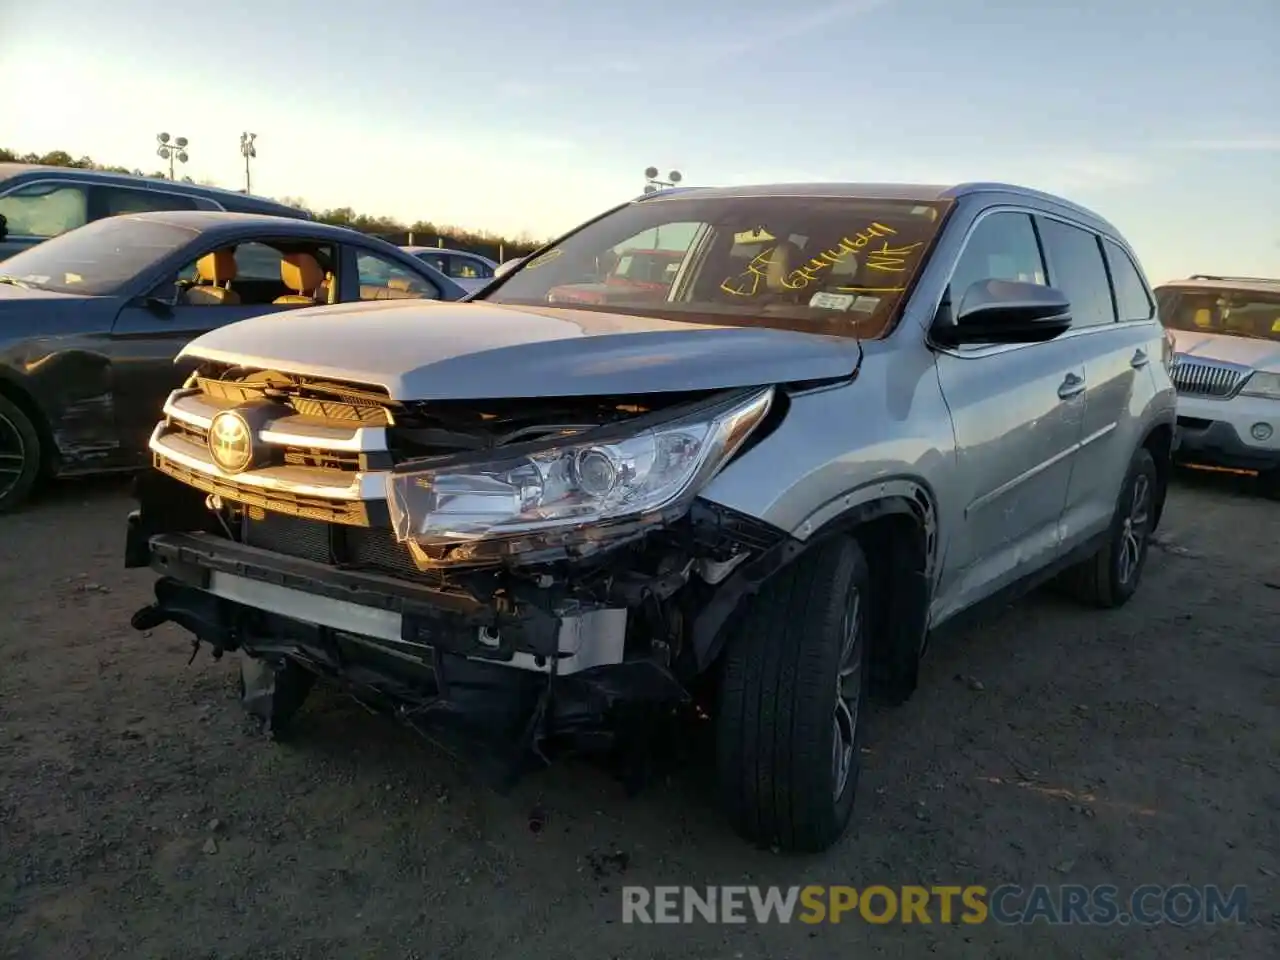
<box><xmin>930</xmin><ymin>210</ymin><xmax>1087</xmax><ymax>622</ymax></box>
<box><xmin>109</xmin><ymin>239</ymin><xmax>334</xmax><ymax>459</ymax></box>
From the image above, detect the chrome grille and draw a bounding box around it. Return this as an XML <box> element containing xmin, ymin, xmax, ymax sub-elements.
<box><xmin>149</xmin><ymin>382</ymin><xmax>393</xmax><ymax>525</ymax></box>
<box><xmin>1169</xmin><ymin>356</ymin><xmax>1247</xmax><ymax>398</ymax></box>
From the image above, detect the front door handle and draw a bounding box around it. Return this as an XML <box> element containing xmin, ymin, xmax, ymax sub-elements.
<box><xmin>1131</xmin><ymin>349</ymin><xmax>1149</xmax><ymax>369</ymax></box>
<box><xmin>1057</xmin><ymin>372</ymin><xmax>1086</xmax><ymax>400</ymax></box>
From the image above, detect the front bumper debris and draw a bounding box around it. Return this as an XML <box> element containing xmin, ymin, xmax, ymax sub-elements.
<box><xmin>126</xmin><ymin>493</ymin><xmax>689</xmax><ymax>790</ymax></box>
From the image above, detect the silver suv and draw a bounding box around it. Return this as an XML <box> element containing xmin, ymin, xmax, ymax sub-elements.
<box><xmin>125</xmin><ymin>182</ymin><xmax>1177</xmax><ymax>853</ymax></box>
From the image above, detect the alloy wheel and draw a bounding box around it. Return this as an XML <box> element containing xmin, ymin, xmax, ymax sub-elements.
<box><xmin>1117</xmin><ymin>473</ymin><xmax>1151</xmax><ymax>585</ymax></box>
<box><xmin>0</xmin><ymin>411</ymin><xmax>27</xmax><ymax>501</ymax></box>
<box><xmin>831</xmin><ymin>588</ymin><xmax>863</xmax><ymax>801</ymax></box>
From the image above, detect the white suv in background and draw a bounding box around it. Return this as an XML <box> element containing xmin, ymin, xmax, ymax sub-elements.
<box><xmin>1156</xmin><ymin>275</ymin><xmax>1280</xmax><ymax>496</ymax></box>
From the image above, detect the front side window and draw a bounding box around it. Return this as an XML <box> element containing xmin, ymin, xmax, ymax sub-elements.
<box><xmin>1038</xmin><ymin>218</ymin><xmax>1115</xmax><ymax>329</ymax></box>
<box><xmin>1156</xmin><ymin>285</ymin><xmax>1280</xmax><ymax>342</ymax></box>
<box><xmin>482</xmin><ymin>195</ymin><xmax>953</xmax><ymax>339</ymax></box>
<box><xmin>357</xmin><ymin>252</ymin><xmax>440</xmax><ymax>300</ymax></box>
<box><xmin>0</xmin><ymin>215</ymin><xmax>196</xmax><ymax>294</ymax></box>
<box><xmin>947</xmin><ymin>211</ymin><xmax>1047</xmax><ymax>313</ymax></box>
<box><xmin>174</xmin><ymin>240</ymin><xmax>336</xmax><ymax>306</ymax></box>
<box><xmin>1103</xmin><ymin>239</ymin><xmax>1154</xmax><ymax>322</ymax></box>
<box><xmin>96</xmin><ymin>186</ymin><xmax>198</xmax><ymax>217</ymax></box>
<box><xmin>0</xmin><ymin>182</ymin><xmax>89</xmax><ymax>238</ymax></box>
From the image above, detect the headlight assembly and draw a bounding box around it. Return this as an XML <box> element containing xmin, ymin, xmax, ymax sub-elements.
<box><xmin>1240</xmin><ymin>371</ymin><xmax>1280</xmax><ymax>400</ymax></box>
<box><xmin>386</xmin><ymin>387</ymin><xmax>774</xmax><ymax>565</ymax></box>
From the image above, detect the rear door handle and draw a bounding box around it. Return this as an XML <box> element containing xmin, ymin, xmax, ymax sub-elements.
<box><xmin>1131</xmin><ymin>349</ymin><xmax>1149</xmax><ymax>369</ymax></box>
<box><xmin>1057</xmin><ymin>372</ymin><xmax>1086</xmax><ymax>400</ymax></box>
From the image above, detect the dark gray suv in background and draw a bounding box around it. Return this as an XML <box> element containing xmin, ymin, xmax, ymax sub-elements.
<box><xmin>0</xmin><ymin>164</ymin><xmax>311</xmax><ymax>260</ymax></box>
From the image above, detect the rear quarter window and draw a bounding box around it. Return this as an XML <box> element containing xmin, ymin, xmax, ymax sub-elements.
<box><xmin>1102</xmin><ymin>239</ymin><xmax>1154</xmax><ymax>321</ymax></box>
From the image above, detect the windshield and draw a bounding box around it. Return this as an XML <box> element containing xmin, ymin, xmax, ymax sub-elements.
<box><xmin>1156</xmin><ymin>284</ymin><xmax>1280</xmax><ymax>343</ymax></box>
<box><xmin>0</xmin><ymin>216</ymin><xmax>198</xmax><ymax>295</ymax></box>
<box><xmin>482</xmin><ymin>194</ymin><xmax>953</xmax><ymax>339</ymax></box>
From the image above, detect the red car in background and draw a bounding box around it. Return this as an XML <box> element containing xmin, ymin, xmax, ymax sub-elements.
<box><xmin>547</xmin><ymin>247</ymin><xmax>684</xmax><ymax>305</ymax></box>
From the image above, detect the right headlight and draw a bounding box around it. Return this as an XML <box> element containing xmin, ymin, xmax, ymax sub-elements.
<box><xmin>386</xmin><ymin>387</ymin><xmax>774</xmax><ymax>566</ymax></box>
<box><xmin>1240</xmin><ymin>371</ymin><xmax>1280</xmax><ymax>400</ymax></box>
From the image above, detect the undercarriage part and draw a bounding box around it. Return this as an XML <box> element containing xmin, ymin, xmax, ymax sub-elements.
<box><xmin>239</xmin><ymin>654</ymin><xmax>316</xmax><ymax>738</ymax></box>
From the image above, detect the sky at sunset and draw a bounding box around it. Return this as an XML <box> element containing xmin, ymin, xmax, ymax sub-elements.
<box><xmin>1</xmin><ymin>0</ymin><xmax>1276</xmax><ymax>282</ymax></box>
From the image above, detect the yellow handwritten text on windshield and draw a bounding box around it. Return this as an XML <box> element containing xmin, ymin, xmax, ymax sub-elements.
<box><xmin>720</xmin><ymin>222</ymin><xmax>923</xmax><ymax>298</ymax></box>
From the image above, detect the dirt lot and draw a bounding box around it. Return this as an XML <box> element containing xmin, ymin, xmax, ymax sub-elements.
<box><xmin>1</xmin><ymin>471</ymin><xmax>1277</xmax><ymax>960</ymax></box>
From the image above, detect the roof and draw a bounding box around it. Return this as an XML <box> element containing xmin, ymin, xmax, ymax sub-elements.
<box><xmin>1155</xmin><ymin>275</ymin><xmax>1280</xmax><ymax>294</ymax></box>
<box><xmin>402</xmin><ymin>246</ymin><xmax>496</xmax><ymax>262</ymax></box>
<box><xmin>109</xmin><ymin>209</ymin><xmax>359</xmax><ymax>238</ymax></box>
<box><xmin>0</xmin><ymin>162</ymin><xmax>306</xmax><ymax>215</ymax></box>
<box><xmin>635</xmin><ymin>180</ymin><xmax>1120</xmax><ymax>235</ymax></box>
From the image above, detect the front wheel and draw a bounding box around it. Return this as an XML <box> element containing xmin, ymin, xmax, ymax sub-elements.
<box><xmin>714</xmin><ymin>536</ymin><xmax>871</xmax><ymax>853</ymax></box>
<box><xmin>0</xmin><ymin>395</ymin><xmax>41</xmax><ymax>514</ymax></box>
<box><xmin>1056</xmin><ymin>446</ymin><xmax>1158</xmax><ymax>609</ymax></box>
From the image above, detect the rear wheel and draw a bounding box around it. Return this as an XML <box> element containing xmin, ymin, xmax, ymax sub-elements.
<box><xmin>0</xmin><ymin>394</ymin><xmax>41</xmax><ymax>514</ymax></box>
<box><xmin>714</xmin><ymin>536</ymin><xmax>871</xmax><ymax>853</ymax></box>
<box><xmin>1055</xmin><ymin>446</ymin><xmax>1158</xmax><ymax>609</ymax></box>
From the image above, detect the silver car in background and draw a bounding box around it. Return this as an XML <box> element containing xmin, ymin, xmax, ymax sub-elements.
<box><xmin>401</xmin><ymin>245</ymin><xmax>498</xmax><ymax>294</ymax></box>
<box><xmin>127</xmin><ymin>181</ymin><xmax>1176</xmax><ymax>853</ymax></box>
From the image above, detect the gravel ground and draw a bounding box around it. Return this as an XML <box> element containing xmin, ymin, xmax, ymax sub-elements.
<box><xmin>1</xmin><ymin>470</ymin><xmax>1277</xmax><ymax>960</ymax></box>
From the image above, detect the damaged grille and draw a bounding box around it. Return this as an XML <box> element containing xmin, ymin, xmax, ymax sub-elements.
<box><xmin>242</xmin><ymin>512</ymin><xmax>435</xmax><ymax>580</ymax></box>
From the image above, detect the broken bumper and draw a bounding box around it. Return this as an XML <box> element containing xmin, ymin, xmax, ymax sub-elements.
<box><xmin>126</xmin><ymin>512</ymin><xmax>688</xmax><ymax>787</ymax></box>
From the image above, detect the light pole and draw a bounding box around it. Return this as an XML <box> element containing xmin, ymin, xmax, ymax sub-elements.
<box><xmin>643</xmin><ymin>166</ymin><xmax>682</xmax><ymax>194</ymax></box>
<box><xmin>643</xmin><ymin>167</ymin><xmax>682</xmax><ymax>248</ymax></box>
<box><xmin>240</xmin><ymin>132</ymin><xmax>257</xmax><ymax>194</ymax></box>
<box><xmin>156</xmin><ymin>133</ymin><xmax>189</xmax><ymax>180</ymax></box>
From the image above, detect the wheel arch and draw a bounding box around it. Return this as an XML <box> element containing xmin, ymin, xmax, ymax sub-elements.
<box><xmin>690</xmin><ymin>480</ymin><xmax>938</xmax><ymax>703</ymax></box>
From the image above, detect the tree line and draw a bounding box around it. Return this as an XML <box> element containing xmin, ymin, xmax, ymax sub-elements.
<box><xmin>0</xmin><ymin>147</ymin><xmax>547</xmax><ymax>262</ymax></box>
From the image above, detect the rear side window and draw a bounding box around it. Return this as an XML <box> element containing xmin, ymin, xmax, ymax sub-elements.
<box><xmin>1102</xmin><ymin>239</ymin><xmax>1153</xmax><ymax>321</ymax></box>
<box><xmin>95</xmin><ymin>186</ymin><xmax>198</xmax><ymax>217</ymax></box>
<box><xmin>1037</xmin><ymin>218</ymin><xmax>1115</xmax><ymax>328</ymax></box>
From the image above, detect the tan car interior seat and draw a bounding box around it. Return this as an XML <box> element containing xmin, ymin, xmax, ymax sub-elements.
<box><xmin>182</xmin><ymin>251</ymin><xmax>241</xmax><ymax>306</ymax></box>
<box><xmin>386</xmin><ymin>275</ymin><xmax>429</xmax><ymax>299</ymax></box>
<box><xmin>273</xmin><ymin>252</ymin><xmax>325</xmax><ymax>305</ymax></box>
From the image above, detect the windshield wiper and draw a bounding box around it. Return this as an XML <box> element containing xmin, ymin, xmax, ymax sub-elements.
<box><xmin>0</xmin><ymin>275</ymin><xmax>33</xmax><ymax>289</ymax></box>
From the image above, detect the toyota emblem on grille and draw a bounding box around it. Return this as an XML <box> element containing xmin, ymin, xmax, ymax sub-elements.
<box><xmin>208</xmin><ymin>410</ymin><xmax>254</xmax><ymax>474</ymax></box>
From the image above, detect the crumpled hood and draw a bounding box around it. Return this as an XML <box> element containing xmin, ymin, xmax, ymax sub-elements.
<box><xmin>1169</xmin><ymin>328</ymin><xmax>1280</xmax><ymax>372</ymax></box>
<box><xmin>180</xmin><ymin>299</ymin><xmax>863</xmax><ymax>399</ymax></box>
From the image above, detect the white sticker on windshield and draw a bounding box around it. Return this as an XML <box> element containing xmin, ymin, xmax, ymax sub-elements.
<box><xmin>809</xmin><ymin>291</ymin><xmax>855</xmax><ymax>311</ymax></box>
<box><xmin>850</xmin><ymin>295</ymin><xmax>881</xmax><ymax>313</ymax></box>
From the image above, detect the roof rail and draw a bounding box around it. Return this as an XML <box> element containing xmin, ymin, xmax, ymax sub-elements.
<box><xmin>1188</xmin><ymin>274</ymin><xmax>1280</xmax><ymax>283</ymax></box>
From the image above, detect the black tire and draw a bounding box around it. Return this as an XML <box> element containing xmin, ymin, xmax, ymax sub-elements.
<box><xmin>0</xmin><ymin>394</ymin><xmax>41</xmax><ymax>514</ymax></box>
<box><xmin>1056</xmin><ymin>446</ymin><xmax>1158</xmax><ymax>609</ymax></box>
<box><xmin>1258</xmin><ymin>468</ymin><xmax>1280</xmax><ymax>502</ymax></box>
<box><xmin>715</xmin><ymin>536</ymin><xmax>871</xmax><ymax>853</ymax></box>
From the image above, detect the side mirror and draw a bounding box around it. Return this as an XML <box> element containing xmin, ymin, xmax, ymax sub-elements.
<box><xmin>932</xmin><ymin>279</ymin><xmax>1072</xmax><ymax>347</ymax></box>
<box><xmin>493</xmin><ymin>257</ymin><xmax>523</xmax><ymax>280</ymax></box>
<box><xmin>143</xmin><ymin>281</ymin><xmax>180</xmax><ymax>314</ymax></box>
<box><xmin>0</xmin><ymin>213</ymin><xmax>7</xmax><ymax>242</ymax></box>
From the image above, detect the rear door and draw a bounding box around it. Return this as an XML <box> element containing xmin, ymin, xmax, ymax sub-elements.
<box><xmin>931</xmin><ymin>209</ymin><xmax>1087</xmax><ymax>618</ymax></box>
<box><xmin>1038</xmin><ymin>218</ymin><xmax>1159</xmax><ymax>547</ymax></box>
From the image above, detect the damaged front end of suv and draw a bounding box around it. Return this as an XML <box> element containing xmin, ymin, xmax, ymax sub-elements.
<box><xmin>126</xmin><ymin>359</ymin><xmax>800</xmax><ymax>789</ymax></box>
<box><xmin>125</xmin><ymin>184</ymin><xmax>964</xmax><ymax>852</ymax></box>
